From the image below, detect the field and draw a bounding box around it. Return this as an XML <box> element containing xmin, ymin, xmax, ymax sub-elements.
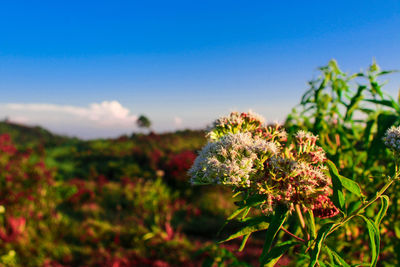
<box><xmin>1</xmin><ymin>60</ymin><xmax>400</xmax><ymax>266</ymax></box>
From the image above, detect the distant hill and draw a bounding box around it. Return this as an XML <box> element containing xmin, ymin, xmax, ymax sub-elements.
<box><xmin>0</xmin><ymin>121</ymin><xmax>206</xmax><ymax>149</ymax></box>
<box><xmin>0</xmin><ymin>121</ymin><xmax>75</xmax><ymax>148</ymax></box>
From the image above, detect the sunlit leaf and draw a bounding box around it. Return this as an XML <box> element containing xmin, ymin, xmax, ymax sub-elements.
<box><xmin>359</xmin><ymin>215</ymin><xmax>380</xmax><ymax>267</ymax></box>
<box><xmin>309</xmin><ymin>223</ymin><xmax>335</xmax><ymax>267</ymax></box>
<box><xmin>219</xmin><ymin>215</ymin><xmax>271</xmax><ymax>243</ymax></box>
<box><xmin>260</xmin><ymin>205</ymin><xmax>288</xmax><ymax>265</ymax></box>
<box><xmin>326</xmin><ymin>246</ymin><xmax>350</xmax><ymax>267</ymax></box>
<box><xmin>238</xmin><ymin>233</ymin><xmax>251</xmax><ymax>252</ymax></box>
<box><xmin>327</xmin><ymin>160</ymin><xmax>362</xmax><ymax>197</ymax></box>
<box><xmin>374</xmin><ymin>195</ymin><xmax>389</xmax><ymax>227</ymax></box>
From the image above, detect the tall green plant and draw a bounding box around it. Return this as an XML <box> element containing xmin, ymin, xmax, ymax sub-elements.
<box><xmin>286</xmin><ymin>60</ymin><xmax>400</xmax><ymax>264</ymax></box>
<box><xmin>286</xmin><ymin>59</ymin><xmax>399</xmax><ymax>180</ymax></box>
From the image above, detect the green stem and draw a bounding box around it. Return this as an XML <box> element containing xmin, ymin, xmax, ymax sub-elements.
<box><xmin>295</xmin><ymin>204</ymin><xmax>309</xmax><ymax>242</ymax></box>
<box><xmin>305</xmin><ymin>209</ymin><xmax>316</xmax><ymax>241</ymax></box>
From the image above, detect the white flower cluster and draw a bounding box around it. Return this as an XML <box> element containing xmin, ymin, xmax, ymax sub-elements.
<box><xmin>189</xmin><ymin>132</ymin><xmax>278</xmax><ymax>187</ymax></box>
<box><xmin>383</xmin><ymin>126</ymin><xmax>400</xmax><ymax>153</ymax></box>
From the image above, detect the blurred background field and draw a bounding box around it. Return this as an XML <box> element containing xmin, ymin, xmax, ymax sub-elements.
<box><xmin>0</xmin><ymin>1</ymin><xmax>400</xmax><ymax>266</ymax></box>
<box><xmin>0</xmin><ymin>118</ymin><xmax>268</xmax><ymax>266</ymax></box>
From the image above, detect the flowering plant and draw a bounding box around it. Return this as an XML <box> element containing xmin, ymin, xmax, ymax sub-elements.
<box><xmin>189</xmin><ymin>111</ymin><xmax>399</xmax><ymax>266</ymax></box>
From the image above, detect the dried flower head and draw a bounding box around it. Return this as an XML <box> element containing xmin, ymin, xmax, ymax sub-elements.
<box><xmin>383</xmin><ymin>126</ymin><xmax>400</xmax><ymax>153</ymax></box>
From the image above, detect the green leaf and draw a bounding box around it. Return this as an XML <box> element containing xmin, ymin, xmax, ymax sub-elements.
<box><xmin>327</xmin><ymin>160</ymin><xmax>362</xmax><ymax>197</ymax></box>
<box><xmin>260</xmin><ymin>205</ymin><xmax>288</xmax><ymax>265</ymax></box>
<box><xmin>345</xmin><ymin>85</ymin><xmax>366</xmax><ymax>121</ymax></box>
<box><xmin>327</xmin><ymin>161</ymin><xmax>345</xmax><ymax>211</ymax></box>
<box><xmin>378</xmin><ymin>70</ymin><xmax>398</xmax><ymax>76</ymax></box>
<box><xmin>339</xmin><ymin>175</ymin><xmax>363</xmax><ymax>197</ymax></box>
<box><xmin>309</xmin><ymin>223</ymin><xmax>335</xmax><ymax>267</ymax></box>
<box><xmin>394</xmin><ymin>220</ymin><xmax>400</xmax><ymax>239</ymax></box>
<box><xmin>219</xmin><ymin>215</ymin><xmax>271</xmax><ymax>243</ymax></box>
<box><xmin>238</xmin><ymin>233</ymin><xmax>251</xmax><ymax>252</ymax></box>
<box><xmin>227</xmin><ymin>206</ymin><xmax>248</xmax><ymax>221</ymax></box>
<box><xmin>359</xmin><ymin>108</ymin><xmax>375</xmax><ymax>115</ymax></box>
<box><xmin>235</xmin><ymin>194</ymin><xmax>266</xmax><ymax>208</ymax></box>
<box><xmin>374</xmin><ymin>195</ymin><xmax>389</xmax><ymax>227</ymax></box>
<box><xmin>260</xmin><ymin>240</ymin><xmax>300</xmax><ymax>265</ymax></box>
<box><xmin>363</xmin><ymin>118</ymin><xmax>376</xmax><ymax>146</ymax></box>
<box><xmin>241</xmin><ymin>207</ymin><xmax>251</xmax><ymax>220</ymax></box>
<box><xmin>304</xmin><ymin>209</ymin><xmax>316</xmax><ymax>240</ymax></box>
<box><xmin>358</xmin><ymin>215</ymin><xmax>380</xmax><ymax>267</ymax></box>
<box><xmin>326</xmin><ymin>246</ymin><xmax>350</xmax><ymax>267</ymax></box>
<box><xmin>365</xmin><ymin>99</ymin><xmax>399</xmax><ymax>112</ymax></box>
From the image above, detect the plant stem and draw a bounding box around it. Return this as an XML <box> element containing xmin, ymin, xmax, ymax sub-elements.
<box><xmin>295</xmin><ymin>205</ymin><xmax>306</xmax><ymax>228</ymax></box>
<box><xmin>305</xmin><ymin>209</ymin><xmax>316</xmax><ymax>241</ymax></box>
<box><xmin>280</xmin><ymin>226</ymin><xmax>306</xmax><ymax>243</ymax></box>
<box><xmin>295</xmin><ymin>204</ymin><xmax>310</xmax><ymax>242</ymax></box>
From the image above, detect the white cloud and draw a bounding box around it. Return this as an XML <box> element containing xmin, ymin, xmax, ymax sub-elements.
<box><xmin>0</xmin><ymin>101</ymin><xmax>138</xmax><ymax>139</ymax></box>
<box><xmin>6</xmin><ymin>101</ymin><xmax>137</xmax><ymax>126</ymax></box>
<box><xmin>8</xmin><ymin>116</ymin><xmax>29</xmax><ymax>124</ymax></box>
<box><xmin>174</xmin><ymin>116</ymin><xmax>183</xmax><ymax>127</ymax></box>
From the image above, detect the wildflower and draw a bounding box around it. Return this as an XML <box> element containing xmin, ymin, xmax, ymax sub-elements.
<box><xmin>190</xmin><ymin>111</ymin><xmax>337</xmax><ymax>218</ymax></box>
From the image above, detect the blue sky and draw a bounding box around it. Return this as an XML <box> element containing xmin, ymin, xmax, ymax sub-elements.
<box><xmin>0</xmin><ymin>0</ymin><xmax>399</xmax><ymax>138</ymax></box>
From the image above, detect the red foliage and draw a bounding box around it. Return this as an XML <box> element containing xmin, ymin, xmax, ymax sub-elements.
<box><xmin>164</xmin><ymin>221</ymin><xmax>174</xmax><ymax>241</ymax></box>
<box><xmin>42</xmin><ymin>259</ymin><xmax>66</xmax><ymax>267</ymax></box>
<box><xmin>165</xmin><ymin>151</ymin><xmax>196</xmax><ymax>181</ymax></box>
<box><xmin>0</xmin><ymin>134</ymin><xmax>17</xmax><ymax>155</ymax></box>
<box><xmin>0</xmin><ymin>135</ymin><xmax>55</xmax><ymax>208</ymax></box>
<box><xmin>150</xmin><ymin>149</ymin><xmax>163</xmax><ymax>169</ymax></box>
<box><xmin>0</xmin><ymin>216</ymin><xmax>26</xmax><ymax>243</ymax></box>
